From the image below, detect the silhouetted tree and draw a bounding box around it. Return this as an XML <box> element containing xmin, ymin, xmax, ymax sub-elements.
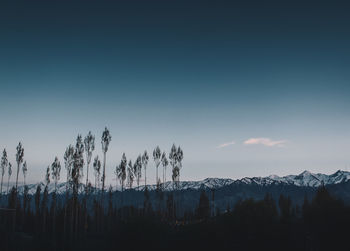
<box><xmin>51</xmin><ymin>156</ymin><xmax>61</xmax><ymax>235</ymax></box>
<box><xmin>93</xmin><ymin>156</ymin><xmax>101</xmax><ymax>193</ymax></box>
<box><xmin>116</xmin><ymin>153</ymin><xmax>127</xmax><ymax>192</ymax></box>
<box><xmin>7</xmin><ymin>162</ymin><xmax>12</xmax><ymax>194</ymax></box>
<box><xmin>153</xmin><ymin>146</ymin><xmax>161</xmax><ymax>188</ymax></box>
<box><xmin>22</xmin><ymin>161</ymin><xmax>27</xmax><ymax>186</ymax></box>
<box><xmin>169</xmin><ymin>144</ymin><xmax>180</xmax><ymax>189</ymax></box>
<box><xmin>127</xmin><ymin>160</ymin><xmax>134</xmax><ymax>189</ymax></box>
<box><xmin>133</xmin><ymin>155</ymin><xmax>142</xmax><ymax>187</ymax></box>
<box><xmin>101</xmin><ymin>127</ymin><xmax>112</xmax><ymax>198</ymax></box>
<box><xmin>0</xmin><ymin>149</ymin><xmax>8</xmax><ymax>197</ymax></box>
<box><xmin>84</xmin><ymin>131</ymin><xmax>95</xmax><ymax>192</ymax></box>
<box><xmin>63</xmin><ymin>145</ymin><xmax>74</xmax><ymax>240</ymax></box>
<box><xmin>72</xmin><ymin>135</ymin><xmax>84</xmax><ymax>237</ymax></box>
<box><xmin>51</xmin><ymin>157</ymin><xmax>61</xmax><ymax>194</ymax></box>
<box><xmin>161</xmin><ymin>152</ymin><xmax>168</xmax><ymax>185</ymax></box>
<box><xmin>15</xmin><ymin>142</ymin><xmax>24</xmax><ymax>191</ymax></box>
<box><xmin>142</xmin><ymin>151</ymin><xmax>149</xmax><ymax>187</ymax></box>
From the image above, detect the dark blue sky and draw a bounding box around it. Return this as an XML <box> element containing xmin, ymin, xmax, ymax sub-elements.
<box><xmin>1</xmin><ymin>0</ymin><xmax>350</xmax><ymax>183</ymax></box>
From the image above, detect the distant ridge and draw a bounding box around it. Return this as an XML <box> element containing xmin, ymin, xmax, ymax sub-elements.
<box><xmin>3</xmin><ymin>170</ymin><xmax>350</xmax><ymax>195</ymax></box>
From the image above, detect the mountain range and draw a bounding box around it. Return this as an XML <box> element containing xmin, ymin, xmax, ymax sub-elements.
<box><xmin>3</xmin><ymin>169</ymin><xmax>350</xmax><ymax>195</ymax></box>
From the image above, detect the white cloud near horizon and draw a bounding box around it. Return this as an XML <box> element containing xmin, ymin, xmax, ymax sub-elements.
<box><xmin>216</xmin><ymin>141</ymin><xmax>236</xmax><ymax>148</ymax></box>
<box><xmin>244</xmin><ymin>138</ymin><xmax>286</xmax><ymax>147</ymax></box>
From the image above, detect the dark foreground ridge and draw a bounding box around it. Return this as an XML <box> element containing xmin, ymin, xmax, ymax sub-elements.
<box><xmin>1</xmin><ymin>186</ymin><xmax>349</xmax><ymax>251</ymax></box>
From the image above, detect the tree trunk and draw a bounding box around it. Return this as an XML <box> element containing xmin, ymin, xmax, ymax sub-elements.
<box><xmin>0</xmin><ymin>174</ymin><xmax>3</xmax><ymax>196</ymax></box>
<box><xmin>15</xmin><ymin>163</ymin><xmax>20</xmax><ymax>190</ymax></box>
<box><xmin>7</xmin><ymin>176</ymin><xmax>10</xmax><ymax>194</ymax></box>
<box><xmin>86</xmin><ymin>161</ymin><xmax>89</xmax><ymax>191</ymax></box>
<box><xmin>102</xmin><ymin>152</ymin><xmax>106</xmax><ymax>196</ymax></box>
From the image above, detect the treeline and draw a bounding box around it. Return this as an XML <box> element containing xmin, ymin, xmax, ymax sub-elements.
<box><xmin>0</xmin><ymin>127</ymin><xmax>185</xmax><ymax>250</ymax></box>
<box><xmin>1</xmin><ymin>185</ymin><xmax>349</xmax><ymax>250</ymax></box>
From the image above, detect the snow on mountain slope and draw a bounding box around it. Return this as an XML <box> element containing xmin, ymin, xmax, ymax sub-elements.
<box><xmin>2</xmin><ymin>170</ymin><xmax>350</xmax><ymax>195</ymax></box>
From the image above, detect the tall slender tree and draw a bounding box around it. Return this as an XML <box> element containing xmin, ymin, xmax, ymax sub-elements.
<box><xmin>176</xmin><ymin>146</ymin><xmax>184</xmax><ymax>187</ymax></box>
<box><xmin>63</xmin><ymin>145</ymin><xmax>74</xmax><ymax>240</ymax></box>
<box><xmin>7</xmin><ymin>162</ymin><xmax>12</xmax><ymax>194</ymax></box>
<box><xmin>22</xmin><ymin>161</ymin><xmax>28</xmax><ymax>186</ymax></box>
<box><xmin>169</xmin><ymin>144</ymin><xmax>184</xmax><ymax>189</ymax></box>
<box><xmin>15</xmin><ymin>142</ymin><xmax>24</xmax><ymax>191</ymax></box>
<box><xmin>169</xmin><ymin>144</ymin><xmax>178</xmax><ymax>189</ymax></box>
<box><xmin>51</xmin><ymin>157</ymin><xmax>61</xmax><ymax>194</ymax></box>
<box><xmin>116</xmin><ymin>153</ymin><xmax>127</xmax><ymax>192</ymax></box>
<box><xmin>72</xmin><ymin>135</ymin><xmax>84</xmax><ymax>196</ymax></box>
<box><xmin>153</xmin><ymin>146</ymin><xmax>161</xmax><ymax>188</ymax></box>
<box><xmin>51</xmin><ymin>156</ymin><xmax>61</xmax><ymax>237</ymax></box>
<box><xmin>64</xmin><ymin>145</ymin><xmax>74</xmax><ymax>194</ymax></box>
<box><xmin>93</xmin><ymin>156</ymin><xmax>101</xmax><ymax>193</ymax></box>
<box><xmin>133</xmin><ymin>155</ymin><xmax>142</xmax><ymax>187</ymax></box>
<box><xmin>0</xmin><ymin>149</ymin><xmax>8</xmax><ymax>196</ymax></box>
<box><xmin>13</xmin><ymin>142</ymin><xmax>24</xmax><ymax>232</ymax></box>
<box><xmin>141</xmin><ymin>151</ymin><xmax>149</xmax><ymax>188</ymax></box>
<box><xmin>101</xmin><ymin>127</ymin><xmax>112</xmax><ymax>197</ymax></box>
<box><xmin>84</xmin><ymin>131</ymin><xmax>95</xmax><ymax>192</ymax></box>
<box><xmin>72</xmin><ymin>135</ymin><xmax>84</xmax><ymax>238</ymax></box>
<box><xmin>127</xmin><ymin>160</ymin><xmax>134</xmax><ymax>189</ymax></box>
<box><xmin>161</xmin><ymin>152</ymin><xmax>168</xmax><ymax>185</ymax></box>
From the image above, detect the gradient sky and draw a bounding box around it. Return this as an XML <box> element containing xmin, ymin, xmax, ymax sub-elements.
<box><xmin>1</xmin><ymin>0</ymin><xmax>350</xmax><ymax>184</ymax></box>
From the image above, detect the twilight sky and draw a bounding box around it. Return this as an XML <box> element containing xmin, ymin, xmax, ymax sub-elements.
<box><xmin>1</xmin><ymin>0</ymin><xmax>350</xmax><ymax>184</ymax></box>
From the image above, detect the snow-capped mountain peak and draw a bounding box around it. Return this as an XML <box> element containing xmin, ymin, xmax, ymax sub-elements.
<box><xmin>2</xmin><ymin>170</ymin><xmax>350</xmax><ymax>195</ymax></box>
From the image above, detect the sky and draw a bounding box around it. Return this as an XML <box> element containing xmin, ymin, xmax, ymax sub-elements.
<box><xmin>0</xmin><ymin>0</ymin><xmax>350</xmax><ymax>184</ymax></box>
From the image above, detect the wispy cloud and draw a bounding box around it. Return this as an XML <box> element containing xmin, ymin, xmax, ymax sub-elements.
<box><xmin>244</xmin><ymin>138</ymin><xmax>286</xmax><ymax>147</ymax></box>
<box><xmin>216</xmin><ymin>141</ymin><xmax>236</xmax><ymax>149</ymax></box>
